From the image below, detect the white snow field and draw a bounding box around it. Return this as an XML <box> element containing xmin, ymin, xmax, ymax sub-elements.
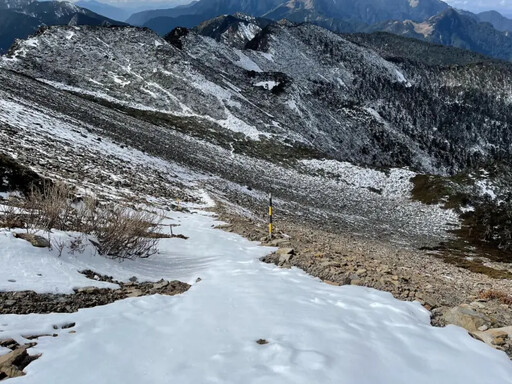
<box><xmin>1</xmin><ymin>210</ymin><xmax>512</xmax><ymax>384</ymax></box>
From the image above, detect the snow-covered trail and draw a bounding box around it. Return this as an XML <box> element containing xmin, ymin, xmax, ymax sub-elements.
<box><xmin>1</xmin><ymin>211</ymin><xmax>512</xmax><ymax>383</ymax></box>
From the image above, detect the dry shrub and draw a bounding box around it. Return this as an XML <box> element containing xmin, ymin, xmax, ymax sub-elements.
<box><xmin>479</xmin><ymin>290</ymin><xmax>512</xmax><ymax>305</ymax></box>
<box><xmin>18</xmin><ymin>182</ymin><xmax>162</xmax><ymax>259</ymax></box>
<box><xmin>24</xmin><ymin>182</ymin><xmax>73</xmax><ymax>232</ymax></box>
<box><xmin>93</xmin><ymin>206</ymin><xmax>162</xmax><ymax>260</ymax></box>
<box><xmin>0</xmin><ymin>204</ymin><xmax>24</xmax><ymax>228</ymax></box>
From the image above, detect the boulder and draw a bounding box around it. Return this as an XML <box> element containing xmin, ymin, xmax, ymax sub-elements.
<box><xmin>0</xmin><ymin>346</ymin><xmax>28</xmax><ymax>379</ymax></box>
<box><xmin>277</xmin><ymin>248</ymin><xmax>295</xmax><ymax>264</ymax></box>
<box><xmin>471</xmin><ymin>326</ymin><xmax>512</xmax><ymax>349</ymax></box>
<box><xmin>151</xmin><ymin>280</ymin><xmax>169</xmax><ymax>290</ymax></box>
<box><xmin>13</xmin><ymin>233</ymin><xmax>50</xmax><ymax>248</ymax></box>
<box><xmin>442</xmin><ymin>305</ymin><xmax>491</xmax><ymax>332</ymax></box>
<box><xmin>269</xmin><ymin>238</ymin><xmax>291</xmax><ymax>247</ymax></box>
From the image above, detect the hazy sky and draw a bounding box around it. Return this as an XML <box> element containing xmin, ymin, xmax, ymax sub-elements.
<box><xmin>444</xmin><ymin>0</ymin><xmax>511</xmax><ymax>15</ymax></box>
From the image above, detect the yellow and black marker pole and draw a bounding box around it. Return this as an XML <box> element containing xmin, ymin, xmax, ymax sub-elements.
<box><xmin>268</xmin><ymin>193</ymin><xmax>273</xmax><ymax>239</ymax></box>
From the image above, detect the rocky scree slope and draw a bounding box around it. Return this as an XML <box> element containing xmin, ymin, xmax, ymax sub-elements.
<box><xmin>0</xmin><ymin>60</ymin><xmax>455</xmax><ymax>251</ymax></box>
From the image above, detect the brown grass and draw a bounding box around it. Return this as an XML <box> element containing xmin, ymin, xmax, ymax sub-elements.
<box><xmin>478</xmin><ymin>290</ymin><xmax>512</xmax><ymax>305</ymax></box>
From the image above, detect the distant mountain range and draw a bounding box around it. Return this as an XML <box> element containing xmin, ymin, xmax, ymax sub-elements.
<box><xmin>369</xmin><ymin>8</ymin><xmax>512</xmax><ymax>61</ymax></box>
<box><xmin>475</xmin><ymin>10</ymin><xmax>512</xmax><ymax>32</ymax></box>
<box><xmin>123</xmin><ymin>0</ymin><xmax>512</xmax><ymax>61</ymax></box>
<box><xmin>0</xmin><ymin>0</ymin><xmax>126</xmax><ymax>54</ymax></box>
<box><xmin>2</xmin><ymin>0</ymin><xmax>512</xmax><ymax>62</ymax></box>
<box><xmin>74</xmin><ymin>0</ymin><xmax>194</xmax><ymax>23</ymax></box>
<box><xmin>128</xmin><ymin>0</ymin><xmax>449</xmax><ymax>26</ymax></box>
<box><xmin>75</xmin><ymin>0</ymin><xmax>131</xmax><ymax>22</ymax></box>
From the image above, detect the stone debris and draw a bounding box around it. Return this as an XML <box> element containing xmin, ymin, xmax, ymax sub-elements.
<box><xmin>471</xmin><ymin>326</ymin><xmax>512</xmax><ymax>355</ymax></box>
<box><xmin>0</xmin><ymin>276</ymin><xmax>190</xmax><ymax>315</ymax></box>
<box><xmin>0</xmin><ymin>343</ymin><xmax>41</xmax><ymax>380</ymax></box>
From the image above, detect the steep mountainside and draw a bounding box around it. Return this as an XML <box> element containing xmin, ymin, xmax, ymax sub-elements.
<box><xmin>3</xmin><ymin>21</ymin><xmax>512</xmax><ymax>175</ymax></box>
<box><xmin>193</xmin><ymin>14</ymin><xmax>272</xmax><ymax>47</ymax></box>
<box><xmin>0</xmin><ymin>0</ymin><xmax>127</xmax><ymax>54</ymax></box>
<box><xmin>0</xmin><ymin>10</ymin><xmax>41</xmax><ymax>54</ymax></box>
<box><xmin>345</xmin><ymin>32</ymin><xmax>494</xmax><ymax>66</ymax></box>
<box><xmin>372</xmin><ymin>8</ymin><xmax>512</xmax><ymax>61</ymax></box>
<box><xmin>0</xmin><ymin>0</ymin><xmax>33</xmax><ymax>8</ymax></box>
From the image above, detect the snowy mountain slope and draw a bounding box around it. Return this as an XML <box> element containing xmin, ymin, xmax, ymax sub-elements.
<box><xmin>2</xmin><ymin>209</ymin><xmax>512</xmax><ymax>384</ymax></box>
<box><xmin>3</xmin><ymin>22</ymin><xmax>512</xmax><ymax>175</ymax></box>
<box><xmin>193</xmin><ymin>13</ymin><xmax>272</xmax><ymax>48</ymax></box>
<box><xmin>0</xmin><ymin>210</ymin><xmax>228</xmax><ymax>294</ymax></box>
<box><xmin>0</xmin><ymin>66</ymin><xmax>458</xmax><ymax>249</ymax></box>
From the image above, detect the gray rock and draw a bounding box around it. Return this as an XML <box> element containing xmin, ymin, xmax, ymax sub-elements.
<box><xmin>3</xmin><ymin>300</ymin><xmax>15</xmax><ymax>307</ymax></box>
<box><xmin>442</xmin><ymin>306</ymin><xmax>491</xmax><ymax>332</ymax></box>
<box><xmin>152</xmin><ymin>280</ymin><xmax>170</xmax><ymax>290</ymax></box>
<box><xmin>276</xmin><ymin>248</ymin><xmax>295</xmax><ymax>256</ymax></box>
<box><xmin>13</xmin><ymin>233</ymin><xmax>50</xmax><ymax>248</ymax></box>
<box><xmin>269</xmin><ymin>238</ymin><xmax>291</xmax><ymax>247</ymax></box>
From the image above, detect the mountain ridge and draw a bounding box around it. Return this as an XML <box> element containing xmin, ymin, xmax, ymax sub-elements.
<box><xmin>0</xmin><ymin>0</ymin><xmax>127</xmax><ymax>54</ymax></box>
<box><xmin>3</xmin><ymin>21</ymin><xmax>511</xmax><ymax>174</ymax></box>
<box><xmin>127</xmin><ymin>0</ymin><xmax>512</xmax><ymax>61</ymax></box>
<box><xmin>371</xmin><ymin>8</ymin><xmax>512</xmax><ymax>61</ymax></box>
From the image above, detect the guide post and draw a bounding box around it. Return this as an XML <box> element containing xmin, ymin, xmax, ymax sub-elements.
<box><xmin>269</xmin><ymin>193</ymin><xmax>273</xmax><ymax>239</ymax></box>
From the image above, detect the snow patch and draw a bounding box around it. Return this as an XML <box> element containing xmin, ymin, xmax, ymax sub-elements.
<box><xmin>234</xmin><ymin>50</ymin><xmax>262</xmax><ymax>72</ymax></box>
<box><xmin>476</xmin><ymin>179</ymin><xmax>497</xmax><ymax>200</ymax></box>
<box><xmin>301</xmin><ymin>159</ymin><xmax>416</xmax><ymax>199</ymax></box>
<box><xmin>395</xmin><ymin>69</ymin><xmax>412</xmax><ymax>88</ymax></box>
<box><xmin>0</xmin><ymin>211</ymin><xmax>511</xmax><ymax>383</ymax></box>
<box><xmin>254</xmin><ymin>81</ymin><xmax>279</xmax><ymax>90</ymax></box>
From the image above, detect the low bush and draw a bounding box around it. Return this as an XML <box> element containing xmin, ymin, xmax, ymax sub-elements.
<box><xmin>1</xmin><ymin>182</ymin><xmax>162</xmax><ymax>259</ymax></box>
<box><xmin>93</xmin><ymin>206</ymin><xmax>161</xmax><ymax>259</ymax></box>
